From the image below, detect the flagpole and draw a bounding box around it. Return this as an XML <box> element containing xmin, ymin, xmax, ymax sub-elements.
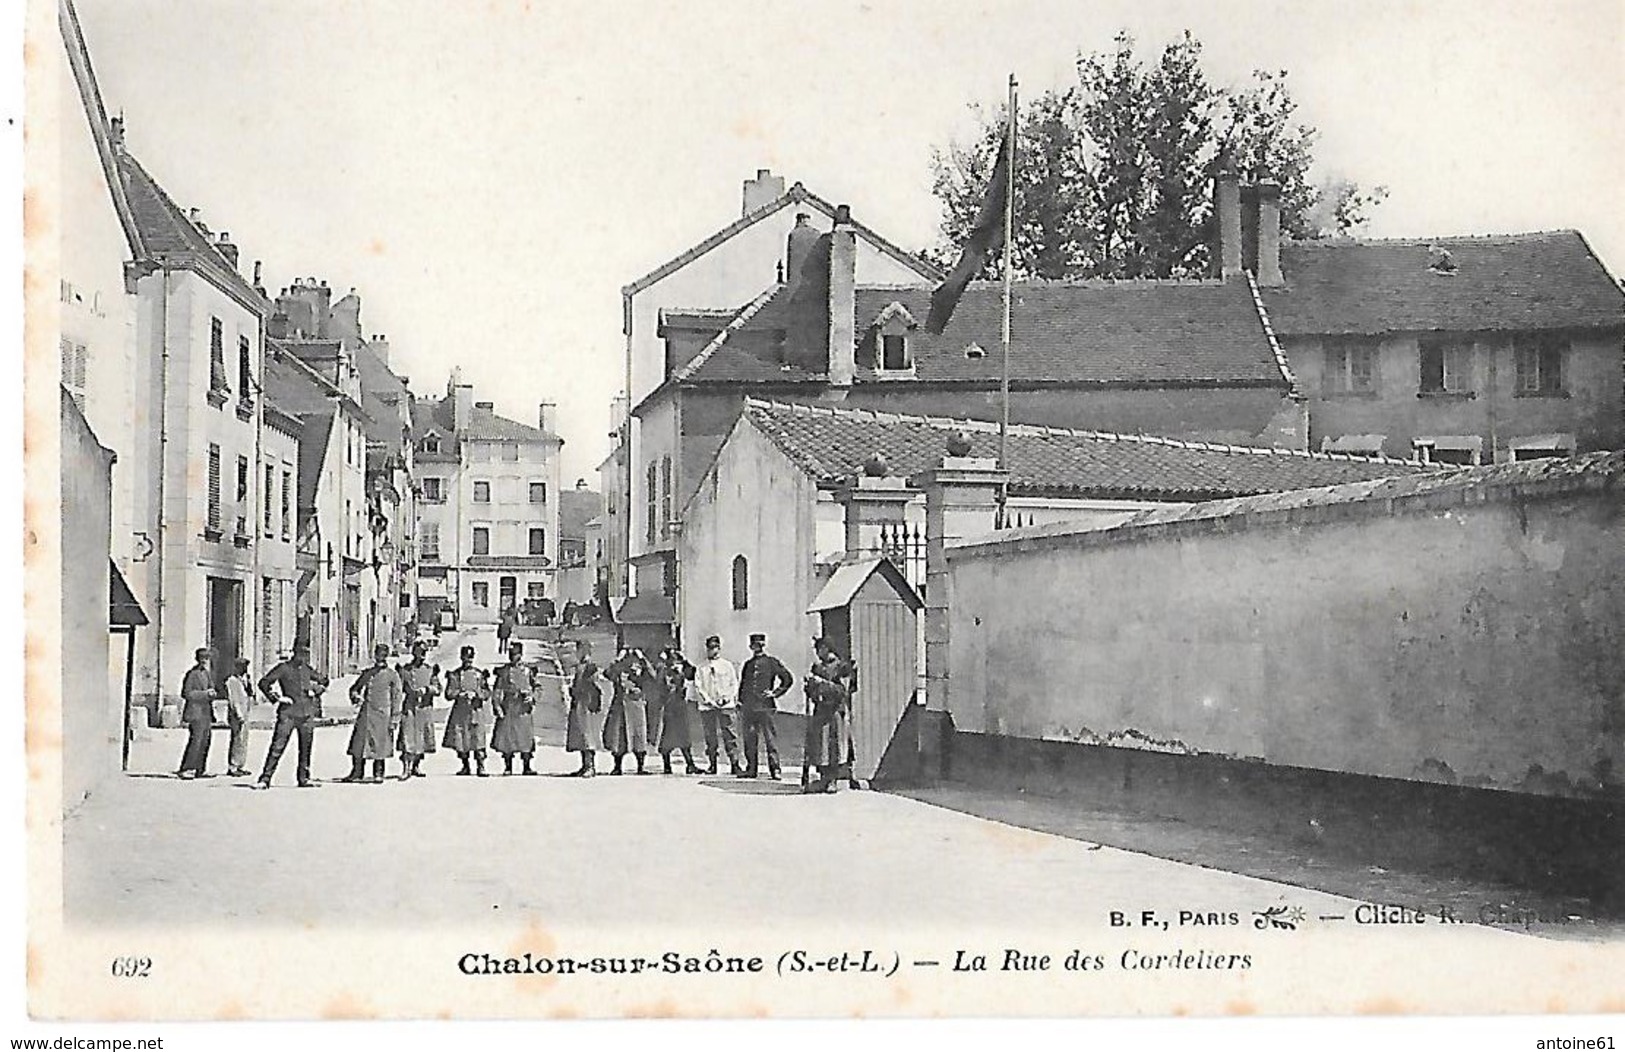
<box><xmin>998</xmin><ymin>74</ymin><xmax>1017</xmax><ymax>527</ymax></box>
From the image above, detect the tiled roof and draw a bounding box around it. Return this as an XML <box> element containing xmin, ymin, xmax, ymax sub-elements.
<box><xmin>740</xmin><ymin>398</ymin><xmax>1431</xmax><ymax>502</ymax></box>
<box><xmin>1265</xmin><ymin>231</ymin><xmax>1625</xmax><ymax>336</ymax></box>
<box><xmin>623</xmin><ymin>182</ymin><xmax>941</xmax><ymax>297</ymax></box>
<box><xmin>408</xmin><ymin>394</ymin><xmax>558</xmax><ymax>445</ymax></box>
<box><xmin>956</xmin><ymin>449</ymin><xmax>1625</xmax><ymax>556</ymax></box>
<box><xmin>353</xmin><ymin>344</ymin><xmax>412</xmax><ymax>453</ymax></box>
<box><xmin>264</xmin><ymin>342</ymin><xmax>342</xmax><ymax>416</ymax></box>
<box><xmin>116</xmin><ymin>151</ymin><xmax>267</xmax><ymax>309</ymax></box>
<box><xmin>677</xmin><ymin>279</ymin><xmax>1291</xmax><ymax>388</ymax></box>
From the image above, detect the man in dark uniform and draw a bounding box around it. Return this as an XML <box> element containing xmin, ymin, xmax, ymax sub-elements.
<box><xmin>737</xmin><ymin>632</ymin><xmax>793</xmax><ymax>780</ymax></box>
<box><xmin>177</xmin><ymin>647</ymin><xmax>216</xmax><ymax>779</ymax></box>
<box><xmin>566</xmin><ymin>639</ymin><xmax>603</xmax><ymax>777</ymax></box>
<box><xmin>491</xmin><ymin>640</ymin><xmax>539</xmax><ymax>775</ymax></box>
<box><xmin>255</xmin><ymin>643</ymin><xmax>328</xmax><ymax>789</ymax></box>
<box><xmin>442</xmin><ymin>644</ymin><xmax>492</xmax><ymax>776</ymax></box>
<box><xmin>803</xmin><ymin>637</ymin><xmax>855</xmax><ymax>793</ymax></box>
<box><xmin>396</xmin><ymin>640</ymin><xmax>441</xmax><ymax>779</ymax></box>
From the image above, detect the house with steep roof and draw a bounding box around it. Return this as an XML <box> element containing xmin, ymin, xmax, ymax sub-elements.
<box><xmin>675</xmin><ymin>397</ymin><xmax>1431</xmax><ymax>675</ymax></box>
<box><xmin>608</xmin><ymin>170</ymin><xmax>942</xmax><ymax>605</ymax></box>
<box><xmin>1260</xmin><ymin>230</ymin><xmax>1624</xmax><ymax>463</ymax></box>
<box><xmin>410</xmin><ymin>375</ymin><xmax>564</xmax><ymax>628</ymax></box>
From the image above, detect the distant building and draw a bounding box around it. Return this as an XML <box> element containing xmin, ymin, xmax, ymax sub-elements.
<box><xmin>1259</xmin><ymin>230</ymin><xmax>1625</xmax><ymax>463</ymax></box>
<box><xmin>411</xmin><ymin>376</ymin><xmax>563</xmax><ymax>627</ymax></box>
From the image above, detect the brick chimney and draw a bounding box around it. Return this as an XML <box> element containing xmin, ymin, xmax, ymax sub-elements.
<box><xmin>742</xmin><ymin>168</ymin><xmax>786</xmax><ymax>216</ymax></box>
<box><xmin>367</xmin><ymin>333</ymin><xmax>390</xmax><ymax>366</ymax></box>
<box><xmin>1254</xmin><ymin>180</ymin><xmax>1283</xmax><ymax>287</ymax></box>
<box><xmin>827</xmin><ymin>205</ymin><xmax>856</xmax><ymax>387</ymax></box>
<box><xmin>1213</xmin><ymin>168</ymin><xmax>1242</xmax><ymax>280</ymax></box>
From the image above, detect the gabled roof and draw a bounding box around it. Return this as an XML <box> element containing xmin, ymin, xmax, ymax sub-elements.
<box><xmin>58</xmin><ymin>0</ymin><xmax>141</xmax><ymax>268</ymax></box>
<box><xmin>115</xmin><ymin>150</ymin><xmax>268</xmax><ymax>311</ymax></box>
<box><xmin>808</xmin><ymin>557</ymin><xmax>922</xmax><ymax>614</ymax></box>
<box><xmin>1265</xmin><ymin>231</ymin><xmax>1625</xmax><ymax>336</ymax></box>
<box><xmin>672</xmin><ymin>278</ymin><xmax>1291</xmax><ymax>389</ymax></box>
<box><xmin>739</xmin><ymin>398</ymin><xmax>1431</xmax><ymax>503</ymax></box>
<box><xmin>353</xmin><ymin>344</ymin><xmax>412</xmax><ymax>453</ymax></box>
<box><xmin>622</xmin><ymin>182</ymin><xmax>942</xmax><ymax>299</ymax></box>
<box><xmin>409</xmin><ymin>393</ymin><xmax>559</xmax><ymax>446</ymax></box>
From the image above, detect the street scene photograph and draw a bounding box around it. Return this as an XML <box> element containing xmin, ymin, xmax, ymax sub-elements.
<box><xmin>17</xmin><ymin>0</ymin><xmax>1625</xmax><ymax>1036</ymax></box>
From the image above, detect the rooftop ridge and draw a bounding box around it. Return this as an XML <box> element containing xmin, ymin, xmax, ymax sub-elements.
<box><xmin>1283</xmin><ymin>229</ymin><xmax>1582</xmax><ymax>248</ymax></box>
<box><xmin>118</xmin><ymin>150</ymin><xmax>268</xmax><ymax>308</ymax></box>
<box><xmin>742</xmin><ymin>396</ymin><xmax>1419</xmax><ymax>467</ymax></box>
<box><xmin>1246</xmin><ymin>272</ymin><xmax>1300</xmax><ymax>395</ymax></box>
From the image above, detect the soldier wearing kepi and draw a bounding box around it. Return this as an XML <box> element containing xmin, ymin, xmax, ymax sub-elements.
<box><xmin>255</xmin><ymin>643</ymin><xmax>329</xmax><ymax>789</ymax></box>
<box><xmin>566</xmin><ymin>639</ymin><xmax>603</xmax><ymax>777</ymax></box>
<box><xmin>343</xmin><ymin>644</ymin><xmax>404</xmax><ymax>784</ymax></box>
<box><xmin>737</xmin><ymin>633</ymin><xmax>793</xmax><ymax>780</ymax></box>
<box><xmin>396</xmin><ymin>640</ymin><xmax>441</xmax><ymax>779</ymax></box>
<box><xmin>442</xmin><ymin>645</ymin><xmax>493</xmax><ymax>776</ymax></box>
<box><xmin>803</xmin><ymin>637</ymin><xmax>855</xmax><ymax>793</ymax></box>
<box><xmin>491</xmin><ymin>640</ymin><xmax>539</xmax><ymax>775</ymax></box>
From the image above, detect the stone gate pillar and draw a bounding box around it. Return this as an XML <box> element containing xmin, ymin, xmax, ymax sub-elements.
<box><xmin>913</xmin><ymin>450</ymin><xmax>1007</xmax><ymax>780</ymax></box>
<box><xmin>835</xmin><ymin>470</ymin><xmax>913</xmax><ymax>559</ymax></box>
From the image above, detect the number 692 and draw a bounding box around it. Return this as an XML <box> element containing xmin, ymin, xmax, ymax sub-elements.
<box><xmin>110</xmin><ymin>956</ymin><xmax>151</xmax><ymax>978</ymax></box>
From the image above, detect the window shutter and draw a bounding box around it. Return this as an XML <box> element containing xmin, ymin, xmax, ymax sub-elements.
<box><xmin>207</xmin><ymin>445</ymin><xmax>222</xmax><ymax>531</ymax></box>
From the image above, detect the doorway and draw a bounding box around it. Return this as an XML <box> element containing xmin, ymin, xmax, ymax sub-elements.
<box><xmin>206</xmin><ymin>576</ymin><xmax>244</xmax><ymax>693</ymax></box>
<box><xmin>499</xmin><ymin>575</ymin><xmax>517</xmax><ymax>616</ymax></box>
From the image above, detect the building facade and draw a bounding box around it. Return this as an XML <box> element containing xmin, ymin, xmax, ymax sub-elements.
<box><xmin>412</xmin><ymin>377</ymin><xmax>564</xmax><ymax>627</ymax></box>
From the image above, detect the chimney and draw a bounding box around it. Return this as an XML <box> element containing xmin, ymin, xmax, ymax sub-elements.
<box><xmin>452</xmin><ymin>380</ymin><xmax>474</xmax><ymax>432</ymax></box>
<box><xmin>785</xmin><ymin>212</ymin><xmax>820</xmax><ymax>294</ymax></box>
<box><xmin>109</xmin><ymin>115</ymin><xmax>125</xmax><ymax>148</ymax></box>
<box><xmin>475</xmin><ymin>400</ymin><xmax>494</xmax><ymax>411</ymax></box>
<box><xmin>742</xmin><ymin>168</ymin><xmax>786</xmax><ymax>216</ymax></box>
<box><xmin>368</xmin><ymin>333</ymin><xmax>390</xmax><ymax>366</ymax></box>
<box><xmin>214</xmin><ymin>232</ymin><xmax>239</xmax><ymax>269</ymax></box>
<box><xmin>827</xmin><ymin>205</ymin><xmax>857</xmax><ymax>387</ymax></box>
<box><xmin>328</xmin><ymin>288</ymin><xmax>362</xmax><ymax>341</ymax></box>
<box><xmin>1240</xmin><ymin>184</ymin><xmax>1260</xmax><ymax>278</ymax></box>
<box><xmin>1254</xmin><ymin>180</ymin><xmax>1283</xmax><ymax>287</ymax></box>
<box><xmin>538</xmin><ymin>402</ymin><xmax>557</xmax><ymax>434</ymax></box>
<box><xmin>251</xmin><ymin>260</ymin><xmax>265</xmax><ymax>297</ymax></box>
<box><xmin>1213</xmin><ymin>168</ymin><xmax>1242</xmax><ymax>280</ymax></box>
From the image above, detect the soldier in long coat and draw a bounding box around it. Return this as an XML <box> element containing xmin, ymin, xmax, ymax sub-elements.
<box><xmin>566</xmin><ymin>639</ymin><xmax>603</xmax><ymax>777</ymax></box>
<box><xmin>802</xmin><ymin>638</ymin><xmax>854</xmax><ymax>794</ymax></box>
<box><xmin>396</xmin><ymin>640</ymin><xmax>441</xmax><ymax>779</ymax></box>
<box><xmin>490</xmin><ymin>640</ymin><xmax>539</xmax><ymax>775</ymax></box>
<box><xmin>654</xmin><ymin>648</ymin><xmax>700</xmax><ymax>774</ymax></box>
<box><xmin>442</xmin><ymin>644</ymin><xmax>493</xmax><ymax>777</ymax></box>
<box><xmin>343</xmin><ymin>644</ymin><xmax>404</xmax><ymax>784</ymax></box>
<box><xmin>602</xmin><ymin>649</ymin><xmax>651</xmax><ymax>775</ymax></box>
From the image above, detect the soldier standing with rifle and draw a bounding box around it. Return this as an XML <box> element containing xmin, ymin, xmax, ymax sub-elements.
<box><xmin>442</xmin><ymin>645</ymin><xmax>492</xmax><ymax>777</ymax></box>
<box><xmin>803</xmin><ymin>637</ymin><xmax>855</xmax><ymax>793</ymax></box>
<box><xmin>491</xmin><ymin>640</ymin><xmax>539</xmax><ymax>775</ymax></box>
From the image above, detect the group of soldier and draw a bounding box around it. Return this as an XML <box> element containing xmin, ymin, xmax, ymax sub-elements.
<box><xmin>173</xmin><ymin>629</ymin><xmax>858</xmax><ymax>794</ymax></box>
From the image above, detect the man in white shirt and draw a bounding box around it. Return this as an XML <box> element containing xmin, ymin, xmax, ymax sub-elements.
<box><xmin>693</xmin><ymin>634</ymin><xmax>743</xmax><ymax>776</ymax></box>
<box><xmin>223</xmin><ymin>657</ymin><xmax>254</xmax><ymax>778</ymax></box>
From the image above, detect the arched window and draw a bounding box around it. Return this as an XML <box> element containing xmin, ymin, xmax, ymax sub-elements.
<box><xmin>731</xmin><ymin>555</ymin><xmax>749</xmax><ymax>611</ymax></box>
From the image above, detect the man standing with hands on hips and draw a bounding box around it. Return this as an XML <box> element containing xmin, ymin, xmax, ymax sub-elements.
<box><xmin>737</xmin><ymin>633</ymin><xmax>793</xmax><ymax>780</ymax></box>
<box><xmin>255</xmin><ymin>643</ymin><xmax>328</xmax><ymax>789</ymax></box>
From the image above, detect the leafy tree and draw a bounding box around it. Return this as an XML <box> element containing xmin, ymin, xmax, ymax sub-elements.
<box><xmin>928</xmin><ymin>31</ymin><xmax>1385</xmax><ymax>280</ymax></box>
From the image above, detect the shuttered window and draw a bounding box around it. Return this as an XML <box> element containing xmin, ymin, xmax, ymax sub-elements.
<box><xmin>207</xmin><ymin>444</ymin><xmax>222</xmax><ymax>533</ymax></box>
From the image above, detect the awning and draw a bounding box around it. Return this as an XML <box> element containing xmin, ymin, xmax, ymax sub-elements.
<box><xmin>109</xmin><ymin>561</ymin><xmax>148</xmax><ymax>628</ymax></box>
<box><xmin>612</xmin><ymin>593</ymin><xmax>675</xmax><ymax>625</ymax></box>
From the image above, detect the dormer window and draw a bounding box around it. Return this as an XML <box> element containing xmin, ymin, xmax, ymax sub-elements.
<box><xmin>421</xmin><ymin>433</ymin><xmax>442</xmax><ymax>454</ymax></box>
<box><xmin>869</xmin><ymin>301</ymin><xmax>917</xmax><ymax>375</ymax></box>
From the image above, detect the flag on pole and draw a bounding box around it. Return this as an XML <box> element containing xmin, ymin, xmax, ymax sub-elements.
<box><xmin>926</xmin><ymin>126</ymin><xmax>1012</xmax><ymax>335</ymax></box>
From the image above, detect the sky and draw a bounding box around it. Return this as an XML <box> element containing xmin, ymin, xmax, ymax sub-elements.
<box><xmin>68</xmin><ymin>0</ymin><xmax>1624</xmax><ymax>483</ymax></box>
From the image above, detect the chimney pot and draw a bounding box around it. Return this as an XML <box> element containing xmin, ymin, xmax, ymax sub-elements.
<box><xmin>834</xmin><ymin>204</ymin><xmax>852</xmax><ymax>225</ymax></box>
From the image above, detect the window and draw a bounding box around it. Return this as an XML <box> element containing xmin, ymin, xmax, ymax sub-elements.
<box><xmin>881</xmin><ymin>333</ymin><xmax>910</xmax><ymax>371</ymax></box>
<box><xmin>421</xmin><ymin>434</ymin><xmax>441</xmax><ymax>454</ymax></box>
<box><xmin>206</xmin><ymin>444</ymin><xmax>222</xmax><ymax>534</ymax></box>
<box><xmin>504</xmin><ymin>443</ymin><xmax>521</xmax><ymax>462</ymax></box>
<box><xmin>529</xmin><ymin>528</ymin><xmax>546</xmax><ymax>555</ymax></box>
<box><xmin>236</xmin><ymin>455</ymin><xmax>249</xmax><ymax>503</ymax></box>
<box><xmin>345</xmin><ymin>500</ymin><xmax>353</xmax><ymax>555</ymax></box>
<box><xmin>1412</xmin><ymin>436</ymin><xmax>1483</xmax><ymax>466</ymax></box>
<box><xmin>529</xmin><ymin>481</ymin><xmax>547</xmax><ymax>504</ymax></box>
<box><xmin>473</xmin><ymin>480</ymin><xmax>491</xmax><ymax>503</ymax></box>
<box><xmin>527</xmin><ymin>581</ymin><xmax>546</xmax><ymax>600</ymax></box>
<box><xmin>473</xmin><ymin>526</ymin><xmax>490</xmax><ymax>556</ymax></box>
<box><xmin>660</xmin><ymin>456</ymin><xmax>673</xmax><ymax>540</ymax></box>
<box><xmin>60</xmin><ymin>338</ymin><xmax>88</xmax><ymax>410</ymax></box>
<box><xmin>1509</xmin><ymin>434</ymin><xmax>1575</xmax><ymax>462</ymax></box>
<box><xmin>237</xmin><ymin>336</ymin><xmax>253</xmax><ymax>402</ymax></box>
<box><xmin>420</xmin><ymin>521</ymin><xmax>440</xmax><ymax>561</ymax></box>
<box><xmin>264</xmin><ymin>464</ymin><xmax>275</xmax><ymax>534</ymax></box>
<box><xmin>1515</xmin><ymin>337</ymin><xmax>1566</xmax><ymax>396</ymax></box>
<box><xmin>1418</xmin><ymin>338</ymin><xmax>1472</xmax><ymax>394</ymax></box>
<box><xmin>471</xmin><ymin>581</ymin><xmax>490</xmax><ymax>607</ymax></box>
<box><xmin>645</xmin><ymin>462</ymin><xmax>658</xmax><ymax>545</ymax></box>
<box><xmin>281</xmin><ymin>470</ymin><xmax>292</xmax><ymax>538</ymax></box>
<box><xmin>422</xmin><ymin>477</ymin><xmax>445</xmax><ymax>504</ymax></box>
<box><xmin>731</xmin><ymin>554</ymin><xmax>749</xmax><ymax>610</ymax></box>
<box><xmin>1324</xmin><ymin>339</ymin><xmax>1378</xmax><ymax>395</ymax></box>
<box><xmin>209</xmin><ymin>317</ymin><xmax>228</xmax><ymax>392</ymax></box>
